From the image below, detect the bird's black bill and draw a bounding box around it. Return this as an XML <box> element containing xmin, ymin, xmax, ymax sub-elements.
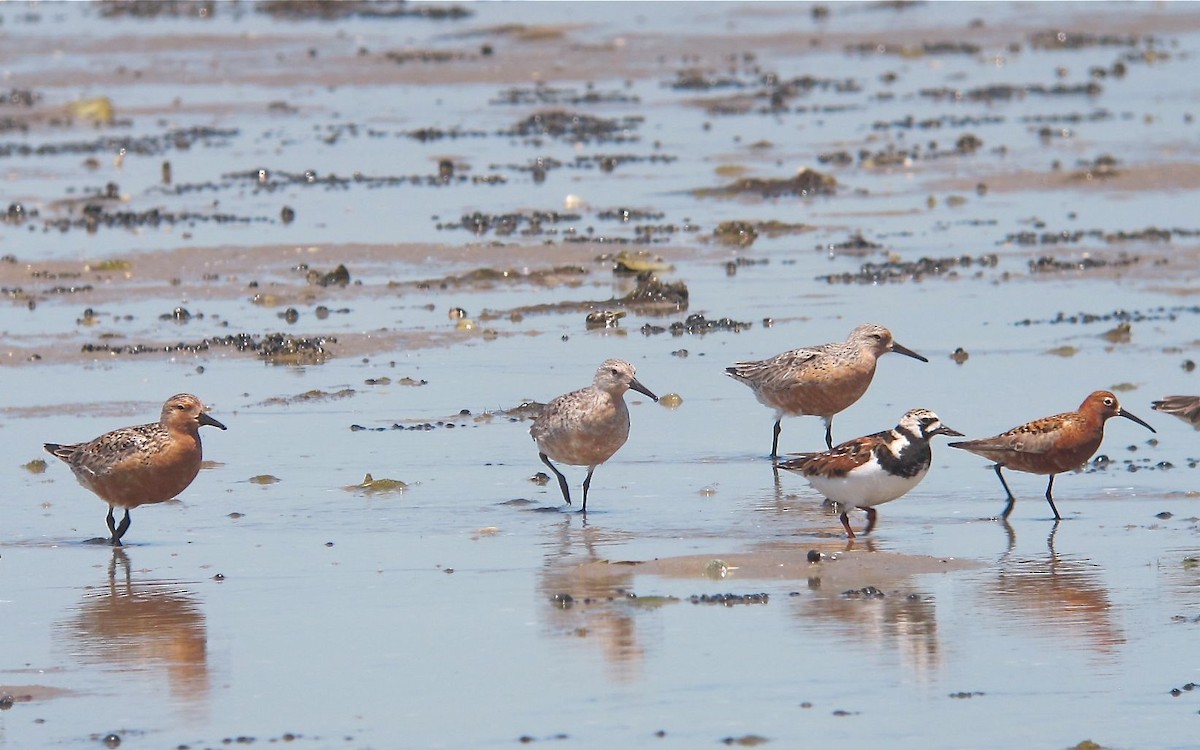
<box><xmin>630</xmin><ymin>378</ymin><xmax>658</xmax><ymax>402</ymax></box>
<box><xmin>892</xmin><ymin>341</ymin><xmax>928</xmax><ymax>363</ymax></box>
<box><xmin>1118</xmin><ymin>409</ymin><xmax>1156</xmax><ymax>433</ymax></box>
<box><xmin>200</xmin><ymin>413</ymin><xmax>228</xmax><ymax>430</ymax></box>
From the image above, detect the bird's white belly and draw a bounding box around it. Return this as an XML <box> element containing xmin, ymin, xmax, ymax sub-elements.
<box><xmin>805</xmin><ymin>463</ymin><xmax>927</xmax><ymax>508</ymax></box>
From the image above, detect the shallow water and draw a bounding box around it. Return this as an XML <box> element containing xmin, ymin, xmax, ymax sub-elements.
<box><xmin>2</xmin><ymin>2</ymin><xmax>1200</xmax><ymax>748</ymax></box>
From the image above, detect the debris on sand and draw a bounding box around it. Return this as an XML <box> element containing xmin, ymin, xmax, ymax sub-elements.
<box><xmin>696</xmin><ymin>167</ymin><xmax>837</xmax><ymax>199</ymax></box>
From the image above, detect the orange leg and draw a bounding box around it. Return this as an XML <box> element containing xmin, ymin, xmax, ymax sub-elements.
<box><xmin>862</xmin><ymin>507</ymin><xmax>877</xmax><ymax>536</ymax></box>
<box><xmin>839</xmin><ymin>511</ymin><xmax>857</xmax><ymax>539</ymax></box>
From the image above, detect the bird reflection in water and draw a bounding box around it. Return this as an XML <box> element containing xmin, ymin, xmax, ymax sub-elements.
<box><xmin>988</xmin><ymin>521</ymin><xmax>1124</xmax><ymax>655</ymax></box>
<box><xmin>538</xmin><ymin>517</ymin><xmax>647</xmax><ymax>681</ymax></box>
<box><xmin>790</xmin><ymin>565</ymin><xmax>940</xmax><ymax>681</ymax></box>
<box><xmin>60</xmin><ymin>548</ymin><xmax>211</xmax><ymax>720</ymax></box>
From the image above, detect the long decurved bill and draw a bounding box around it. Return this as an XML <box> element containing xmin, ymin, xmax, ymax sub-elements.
<box><xmin>1119</xmin><ymin>408</ymin><xmax>1156</xmax><ymax>433</ymax></box>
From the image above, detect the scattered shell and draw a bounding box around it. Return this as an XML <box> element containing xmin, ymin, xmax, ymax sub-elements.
<box><xmin>704</xmin><ymin>559</ymin><xmax>729</xmax><ymax>579</ymax></box>
<box><xmin>585</xmin><ymin>309</ymin><xmax>625</xmax><ymax>329</ymax></box>
<box><xmin>68</xmin><ymin>96</ymin><xmax>115</xmax><ymax>124</ymax></box>
<box><xmin>343</xmin><ymin>473</ymin><xmax>409</xmax><ymax>494</ymax></box>
<box><xmin>612</xmin><ymin>249</ymin><xmax>674</xmax><ymax>274</ymax></box>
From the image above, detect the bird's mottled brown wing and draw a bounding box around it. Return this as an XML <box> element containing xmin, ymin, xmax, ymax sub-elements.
<box><xmin>1152</xmin><ymin>395</ymin><xmax>1200</xmax><ymax>429</ymax></box>
<box><xmin>952</xmin><ymin>413</ymin><xmax>1076</xmax><ymax>457</ymax></box>
<box><xmin>52</xmin><ymin>423</ymin><xmax>167</xmax><ymax>478</ymax></box>
<box><xmin>530</xmin><ymin>387</ymin><xmax>594</xmax><ymax>442</ymax></box>
<box><xmin>727</xmin><ymin>346</ymin><xmax>826</xmax><ymax>388</ymax></box>
<box><xmin>778</xmin><ymin>432</ymin><xmax>884</xmax><ymax>478</ymax></box>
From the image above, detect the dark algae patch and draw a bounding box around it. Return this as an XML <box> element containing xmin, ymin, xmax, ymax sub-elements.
<box><xmin>696</xmin><ymin>167</ymin><xmax>837</xmax><ymax>199</ymax></box>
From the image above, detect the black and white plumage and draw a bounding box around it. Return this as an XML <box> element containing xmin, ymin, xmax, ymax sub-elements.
<box><xmin>776</xmin><ymin>408</ymin><xmax>962</xmax><ymax>538</ymax></box>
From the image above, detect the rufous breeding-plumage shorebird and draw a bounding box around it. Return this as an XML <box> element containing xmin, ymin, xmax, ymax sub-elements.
<box><xmin>530</xmin><ymin>359</ymin><xmax>657</xmax><ymax>513</ymax></box>
<box><xmin>1151</xmin><ymin>395</ymin><xmax>1200</xmax><ymax>430</ymax></box>
<box><xmin>725</xmin><ymin>323</ymin><xmax>928</xmax><ymax>457</ymax></box>
<box><xmin>44</xmin><ymin>394</ymin><xmax>226</xmax><ymax>545</ymax></box>
<box><xmin>777</xmin><ymin>408</ymin><xmax>962</xmax><ymax>538</ymax></box>
<box><xmin>950</xmin><ymin>390</ymin><xmax>1155</xmax><ymax>521</ymax></box>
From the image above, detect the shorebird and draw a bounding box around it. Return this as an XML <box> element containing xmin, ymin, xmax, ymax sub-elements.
<box><xmin>1151</xmin><ymin>395</ymin><xmax>1200</xmax><ymax>430</ymax></box>
<box><xmin>950</xmin><ymin>390</ymin><xmax>1155</xmax><ymax>521</ymax></box>
<box><xmin>530</xmin><ymin>359</ymin><xmax>657</xmax><ymax>513</ymax></box>
<box><xmin>777</xmin><ymin>408</ymin><xmax>962</xmax><ymax>538</ymax></box>
<box><xmin>725</xmin><ymin>323</ymin><xmax>928</xmax><ymax>457</ymax></box>
<box><xmin>44</xmin><ymin>394</ymin><xmax>226</xmax><ymax>545</ymax></box>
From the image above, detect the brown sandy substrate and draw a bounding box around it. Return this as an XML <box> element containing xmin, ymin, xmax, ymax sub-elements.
<box><xmin>0</xmin><ymin>240</ymin><xmax>702</xmax><ymax>366</ymax></box>
<box><xmin>9</xmin><ymin>7</ymin><xmax>1200</xmax><ymax>92</ymax></box>
<box><xmin>0</xmin><ymin>684</ymin><xmax>75</xmax><ymax>704</ymax></box>
<box><xmin>930</xmin><ymin>162</ymin><xmax>1200</xmax><ymax>195</ymax></box>
<box><xmin>560</xmin><ymin>542</ymin><xmax>980</xmax><ymax>593</ymax></box>
<box><xmin>5</xmin><ymin>228</ymin><xmax>1197</xmax><ymax>367</ymax></box>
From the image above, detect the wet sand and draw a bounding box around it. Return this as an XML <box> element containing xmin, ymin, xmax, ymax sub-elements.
<box><xmin>3</xmin><ymin>2</ymin><xmax>1200</xmax><ymax>749</ymax></box>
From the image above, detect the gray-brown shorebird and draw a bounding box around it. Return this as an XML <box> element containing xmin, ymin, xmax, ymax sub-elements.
<box><xmin>531</xmin><ymin>359</ymin><xmax>657</xmax><ymax>513</ymax></box>
<box><xmin>726</xmin><ymin>323</ymin><xmax>927</xmax><ymax>457</ymax></box>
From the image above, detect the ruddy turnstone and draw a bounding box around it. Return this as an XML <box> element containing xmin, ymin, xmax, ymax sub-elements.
<box><xmin>777</xmin><ymin>408</ymin><xmax>961</xmax><ymax>538</ymax></box>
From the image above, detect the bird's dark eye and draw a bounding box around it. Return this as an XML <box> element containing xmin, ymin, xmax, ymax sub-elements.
<box><xmin>1104</xmin><ymin>397</ymin><xmax>1115</xmax><ymax>407</ymax></box>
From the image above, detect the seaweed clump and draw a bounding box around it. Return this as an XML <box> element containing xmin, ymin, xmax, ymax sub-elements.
<box><xmin>698</xmin><ymin>168</ymin><xmax>837</xmax><ymax>198</ymax></box>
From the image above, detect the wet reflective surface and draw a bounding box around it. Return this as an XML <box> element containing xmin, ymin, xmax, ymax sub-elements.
<box><xmin>3</xmin><ymin>2</ymin><xmax>1200</xmax><ymax>748</ymax></box>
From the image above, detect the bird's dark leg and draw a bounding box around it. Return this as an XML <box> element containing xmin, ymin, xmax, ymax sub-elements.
<box><xmin>993</xmin><ymin>464</ymin><xmax>1017</xmax><ymax>519</ymax></box>
<box><xmin>1043</xmin><ymin>475</ymin><xmax>1062</xmax><ymax>521</ymax></box>
<box><xmin>823</xmin><ymin>418</ymin><xmax>834</xmax><ymax>450</ymax></box>
<box><xmin>1000</xmin><ymin>518</ymin><xmax>1016</xmax><ymax>554</ymax></box>
<box><xmin>112</xmin><ymin>509</ymin><xmax>131</xmax><ymax>545</ymax></box>
<box><xmin>105</xmin><ymin>506</ymin><xmax>123</xmax><ymax>546</ymax></box>
<box><xmin>862</xmin><ymin>507</ymin><xmax>878</xmax><ymax>536</ymax></box>
<box><xmin>540</xmin><ymin>453</ymin><xmax>572</xmax><ymax>506</ymax></box>
<box><xmin>581</xmin><ymin>466</ymin><xmax>597</xmax><ymax>514</ymax></box>
<box><xmin>770</xmin><ymin>419</ymin><xmax>782</xmax><ymax>459</ymax></box>
<box><xmin>839</xmin><ymin>511</ymin><xmax>857</xmax><ymax>539</ymax></box>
